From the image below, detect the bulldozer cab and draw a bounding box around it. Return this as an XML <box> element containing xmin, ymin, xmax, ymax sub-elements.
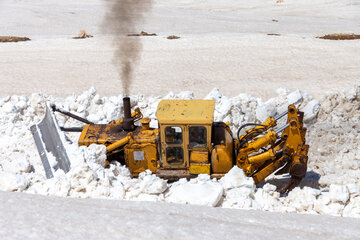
<box><xmin>156</xmin><ymin>100</ymin><xmax>215</xmax><ymax>170</ymax></box>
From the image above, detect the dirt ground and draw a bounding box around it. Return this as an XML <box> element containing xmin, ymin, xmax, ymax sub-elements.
<box><xmin>0</xmin><ymin>36</ymin><xmax>30</xmax><ymax>42</ymax></box>
<box><xmin>317</xmin><ymin>33</ymin><xmax>360</xmax><ymax>40</ymax></box>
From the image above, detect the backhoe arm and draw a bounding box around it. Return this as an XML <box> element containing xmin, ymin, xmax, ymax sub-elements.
<box><xmin>235</xmin><ymin>104</ymin><xmax>309</xmax><ymax>193</ymax></box>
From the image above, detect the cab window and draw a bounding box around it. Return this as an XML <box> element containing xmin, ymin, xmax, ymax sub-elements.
<box><xmin>165</xmin><ymin>126</ymin><xmax>183</xmax><ymax>144</ymax></box>
<box><xmin>189</xmin><ymin>126</ymin><xmax>207</xmax><ymax>148</ymax></box>
<box><xmin>166</xmin><ymin>147</ymin><xmax>184</xmax><ymax>165</ymax></box>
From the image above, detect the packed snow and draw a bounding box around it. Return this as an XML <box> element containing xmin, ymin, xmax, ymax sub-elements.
<box><xmin>1</xmin><ymin>191</ymin><xmax>359</xmax><ymax>240</ymax></box>
<box><xmin>1</xmin><ymin>0</ymin><xmax>360</xmax><ymax>98</ymax></box>
<box><xmin>0</xmin><ymin>85</ymin><xmax>359</xmax><ymax>218</ymax></box>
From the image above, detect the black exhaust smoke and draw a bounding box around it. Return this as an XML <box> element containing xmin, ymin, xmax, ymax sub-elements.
<box><xmin>123</xmin><ymin>97</ymin><xmax>134</xmax><ymax>131</ymax></box>
<box><xmin>102</xmin><ymin>0</ymin><xmax>153</xmax><ymax>96</ymax></box>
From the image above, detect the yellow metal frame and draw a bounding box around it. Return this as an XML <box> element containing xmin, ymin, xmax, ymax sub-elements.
<box><xmin>236</xmin><ymin>104</ymin><xmax>308</xmax><ymax>184</ymax></box>
<box><xmin>76</xmin><ymin>99</ymin><xmax>308</xmax><ymax>190</ymax></box>
<box><xmin>189</xmin><ymin>163</ymin><xmax>211</xmax><ymax>175</ymax></box>
<box><xmin>159</xmin><ymin>124</ymin><xmax>212</xmax><ymax>169</ymax></box>
<box><xmin>156</xmin><ymin>100</ymin><xmax>215</xmax><ymax>125</ymax></box>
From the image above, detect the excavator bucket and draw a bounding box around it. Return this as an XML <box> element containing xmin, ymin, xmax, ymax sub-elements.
<box><xmin>30</xmin><ymin>105</ymin><xmax>71</xmax><ymax>178</ymax></box>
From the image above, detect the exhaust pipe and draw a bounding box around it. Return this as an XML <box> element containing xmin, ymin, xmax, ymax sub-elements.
<box><xmin>123</xmin><ymin>97</ymin><xmax>134</xmax><ymax>131</ymax></box>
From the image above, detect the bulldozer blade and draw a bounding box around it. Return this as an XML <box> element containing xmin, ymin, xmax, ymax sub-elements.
<box><xmin>30</xmin><ymin>105</ymin><xmax>71</xmax><ymax>178</ymax></box>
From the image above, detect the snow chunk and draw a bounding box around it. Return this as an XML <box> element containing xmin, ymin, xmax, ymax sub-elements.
<box><xmin>2</xmin><ymin>102</ymin><xmax>17</xmax><ymax>113</ymax></box>
<box><xmin>0</xmin><ymin>172</ymin><xmax>29</xmax><ymax>191</ymax></box>
<box><xmin>287</xmin><ymin>89</ymin><xmax>303</xmax><ymax>105</ymax></box>
<box><xmin>166</xmin><ymin>175</ymin><xmax>223</xmax><ymax>207</ymax></box>
<box><xmin>302</xmin><ymin>99</ymin><xmax>320</xmax><ymax>123</ymax></box>
<box><xmin>256</xmin><ymin>103</ymin><xmax>276</xmax><ymax>122</ymax></box>
<box><xmin>222</xmin><ymin>187</ymin><xmax>254</xmax><ymax>209</ymax></box>
<box><xmin>347</xmin><ymin>184</ymin><xmax>360</xmax><ymax>196</ymax></box>
<box><xmin>205</xmin><ymin>88</ymin><xmax>223</xmax><ymax>102</ymax></box>
<box><xmin>343</xmin><ymin>196</ymin><xmax>360</xmax><ymax>218</ymax></box>
<box><xmin>253</xmin><ymin>183</ymin><xmax>281</xmax><ymax>211</ymax></box>
<box><xmin>138</xmin><ymin>170</ymin><xmax>167</xmax><ymax>194</ymax></box>
<box><xmin>1</xmin><ymin>156</ymin><xmax>33</xmax><ymax>174</ymax></box>
<box><xmin>220</xmin><ymin>166</ymin><xmax>255</xmax><ymax>190</ymax></box>
<box><xmin>81</xmin><ymin>144</ymin><xmax>107</xmax><ymax>168</ymax></box>
<box><xmin>286</xmin><ymin>187</ymin><xmax>320</xmax><ymax>212</ymax></box>
<box><xmin>329</xmin><ymin>184</ymin><xmax>349</xmax><ymax>204</ymax></box>
<box><xmin>344</xmin><ymin>85</ymin><xmax>360</xmax><ymax>101</ymax></box>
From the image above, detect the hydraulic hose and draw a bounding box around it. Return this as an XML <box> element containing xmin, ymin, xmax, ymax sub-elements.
<box><xmin>236</xmin><ymin>130</ymin><xmax>266</xmax><ymax>157</ymax></box>
<box><xmin>237</xmin><ymin>123</ymin><xmax>267</xmax><ymax>141</ymax></box>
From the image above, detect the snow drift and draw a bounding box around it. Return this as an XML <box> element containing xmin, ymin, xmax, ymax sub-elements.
<box><xmin>0</xmin><ymin>85</ymin><xmax>359</xmax><ymax>218</ymax></box>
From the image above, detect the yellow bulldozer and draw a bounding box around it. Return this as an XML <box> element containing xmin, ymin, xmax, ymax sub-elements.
<box><xmin>31</xmin><ymin>97</ymin><xmax>309</xmax><ymax>193</ymax></box>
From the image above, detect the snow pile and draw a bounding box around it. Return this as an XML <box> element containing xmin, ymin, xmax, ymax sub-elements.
<box><xmin>0</xmin><ymin>172</ymin><xmax>28</xmax><ymax>192</ymax></box>
<box><xmin>306</xmin><ymin>86</ymin><xmax>360</xmax><ymax>187</ymax></box>
<box><xmin>221</xmin><ymin>167</ymin><xmax>256</xmax><ymax>209</ymax></box>
<box><xmin>0</xmin><ymin>85</ymin><xmax>359</xmax><ymax>218</ymax></box>
<box><xmin>26</xmin><ymin>146</ymin><xmax>168</xmax><ymax>200</ymax></box>
<box><xmin>166</xmin><ymin>175</ymin><xmax>223</xmax><ymax>207</ymax></box>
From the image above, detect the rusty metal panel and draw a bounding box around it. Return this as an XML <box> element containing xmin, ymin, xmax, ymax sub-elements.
<box><xmin>190</xmin><ymin>151</ymin><xmax>209</xmax><ymax>163</ymax></box>
<box><xmin>189</xmin><ymin>163</ymin><xmax>210</xmax><ymax>175</ymax></box>
<box><xmin>155</xmin><ymin>169</ymin><xmax>192</xmax><ymax>179</ymax></box>
<box><xmin>156</xmin><ymin>100</ymin><xmax>215</xmax><ymax>125</ymax></box>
